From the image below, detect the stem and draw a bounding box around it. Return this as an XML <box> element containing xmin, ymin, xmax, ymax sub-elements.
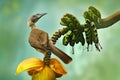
<box><xmin>97</xmin><ymin>11</ymin><xmax>120</xmax><ymax>29</ymax></box>
<box><xmin>44</xmin><ymin>51</ymin><xmax>51</xmax><ymax>66</ymax></box>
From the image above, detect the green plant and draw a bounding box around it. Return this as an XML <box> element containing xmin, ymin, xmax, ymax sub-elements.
<box><xmin>51</xmin><ymin>6</ymin><xmax>120</xmax><ymax>53</ymax></box>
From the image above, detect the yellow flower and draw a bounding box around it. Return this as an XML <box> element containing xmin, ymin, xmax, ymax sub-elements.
<box><xmin>16</xmin><ymin>58</ymin><xmax>67</xmax><ymax>80</ymax></box>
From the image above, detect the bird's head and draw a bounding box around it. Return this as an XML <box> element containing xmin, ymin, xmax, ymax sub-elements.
<box><xmin>28</xmin><ymin>13</ymin><xmax>47</xmax><ymax>27</ymax></box>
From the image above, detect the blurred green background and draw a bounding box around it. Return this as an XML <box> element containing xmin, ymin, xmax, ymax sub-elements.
<box><xmin>0</xmin><ymin>0</ymin><xmax>120</xmax><ymax>80</ymax></box>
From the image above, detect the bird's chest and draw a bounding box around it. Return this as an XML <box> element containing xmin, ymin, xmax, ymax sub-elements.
<box><xmin>28</xmin><ymin>29</ymin><xmax>48</xmax><ymax>48</ymax></box>
<box><xmin>29</xmin><ymin>30</ymin><xmax>43</xmax><ymax>43</ymax></box>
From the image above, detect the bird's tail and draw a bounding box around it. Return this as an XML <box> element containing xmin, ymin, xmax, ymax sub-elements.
<box><xmin>49</xmin><ymin>42</ymin><xmax>72</xmax><ymax>64</ymax></box>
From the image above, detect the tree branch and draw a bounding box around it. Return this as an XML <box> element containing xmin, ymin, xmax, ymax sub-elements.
<box><xmin>97</xmin><ymin>11</ymin><xmax>120</xmax><ymax>29</ymax></box>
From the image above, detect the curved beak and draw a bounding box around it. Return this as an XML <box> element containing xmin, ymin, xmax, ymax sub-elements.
<box><xmin>28</xmin><ymin>13</ymin><xmax>47</xmax><ymax>27</ymax></box>
<box><xmin>30</xmin><ymin>13</ymin><xmax>47</xmax><ymax>23</ymax></box>
<box><xmin>36</xmin><ymin>13</ymin><xmax>47</xmax><ymax>19</ymax></box>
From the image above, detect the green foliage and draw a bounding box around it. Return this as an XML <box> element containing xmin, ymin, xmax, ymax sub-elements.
<box><xmin>60</xmin><ymin>14</ymin><xmax>85</xmax><ymax>46</ymax></box>
<box><xmin>51</xmin><ymin>28</ymin><xmax>68</xmax><ymax>44</ymax></box>
<box><xmin>83</xmin><ymin>6</ymin><xmax>102</xmax><ymax>51</ymax></box>
<box><xmin>83</xmin><ymin>6</ymin><xmax>101</xmax><ymax>25</ymax></box>
<box><xmin>51</xmin><ymin>6</ymin><xmax>102</xmax><ymax>52</ymax></box>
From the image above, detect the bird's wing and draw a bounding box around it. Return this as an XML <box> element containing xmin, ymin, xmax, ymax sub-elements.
<box><xmin>49</xmin><ymin>41</ymin><xmax>72</xmax><ymax>64</ymax></box>
<box><xmin>37</xmin><ymin>29</ymin><xmax>49</xmax><ymax>48</ymax></box>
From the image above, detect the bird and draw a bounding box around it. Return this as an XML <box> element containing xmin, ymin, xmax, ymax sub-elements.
<box><xmin>27</xmin><ymin>13</ymin><xmax>72</xmax><ymax>64</ymax></box>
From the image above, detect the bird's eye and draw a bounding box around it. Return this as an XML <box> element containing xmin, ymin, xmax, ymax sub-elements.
<box><xmin>31</xmin><ymin>15</ymin><xmax>37</xmax><ymax>22</ymax></box>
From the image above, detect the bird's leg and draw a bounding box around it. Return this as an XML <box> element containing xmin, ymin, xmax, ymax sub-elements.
<box><xmin>43</xmin><ymin>50</ymin><xmax>51</xmax><ymax>66</ymax></box>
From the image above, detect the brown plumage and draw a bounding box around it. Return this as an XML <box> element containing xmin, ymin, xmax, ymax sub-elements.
<box><xmin>27</xmin><ymin>13</ymin><xmax>72</xmax><ymax>64</ymax></box>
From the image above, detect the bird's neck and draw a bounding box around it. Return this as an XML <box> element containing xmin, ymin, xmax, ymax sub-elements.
<box><xmin>30</xmin><ymin>24</ymin><xmax>38</xmax><ymax>29</ymax></box>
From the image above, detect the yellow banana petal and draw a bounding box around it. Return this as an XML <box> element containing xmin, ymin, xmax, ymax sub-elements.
<box><xmin>16</xmin><ymin>58</ymin><xmax>44</xmax><ymax>75</ymax></box>
<box><xmin>49</xmin><ymin>58</ymin><xmax>67</xmax><ymax>75</ymax></box>
<box><xmin>32</xmin><ymin>66</ymin><xmax>56</xmax><ymax>80</ymax></box>
<box><xmin>28</xmin><ymin>68</ymin><xmax>42</xmax><ymax>76</ymax></box>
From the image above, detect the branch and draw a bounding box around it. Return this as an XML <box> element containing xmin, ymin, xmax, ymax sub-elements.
<box><xmin>97</xmin><ymin>11</ymin><xmax>120</xmax><ymax>29</ymax></box>
<box><xmin>51</xmin><ymin>8</ymin><xmax>120</xmax><ymax>52</ymax></box>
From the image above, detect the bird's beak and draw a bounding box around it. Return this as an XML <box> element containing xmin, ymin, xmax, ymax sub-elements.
<box><xmin>28</xmin><ymin>13</ymin><xmax>47</xmax><ymax>26</ymax></box>
<box><xmin>36</xmin><ymin>13</ymin><xmax>47</xmax><ymax>19</ymax></box>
